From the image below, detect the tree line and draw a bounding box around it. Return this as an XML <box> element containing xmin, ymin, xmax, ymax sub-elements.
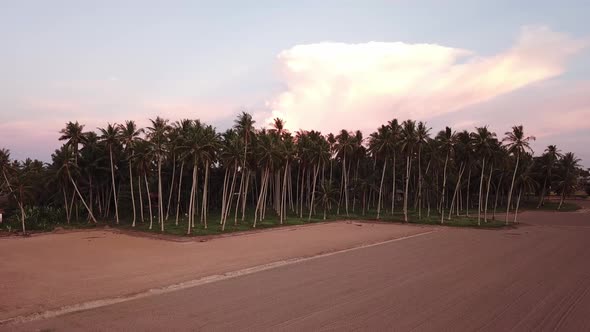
<box><xmin>1</xmin><ymin>112</ymin><xmax>588</xmax><ymax>234</ymax></box>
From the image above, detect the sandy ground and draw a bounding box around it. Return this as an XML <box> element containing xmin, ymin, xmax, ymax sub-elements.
<box><xmin>0</xmin><ymin>220</ymin><xmax>431</xmax><ymax>323</ymax></box>
<box><xmin>3</xmin><ymin>202</ymin><xmax>590</xmax><ymax>331</ymax></box>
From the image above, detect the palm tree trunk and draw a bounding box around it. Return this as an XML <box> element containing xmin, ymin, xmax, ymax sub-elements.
<box><xmin>67</xmin><ymin>166</ymin><xmax>97</xmax><ymax>223</ymax></box>
<box><xmin>391</xmin><ymin>153</ymin><xmax>396</xmax><ymax>214</ymax></box>
<box><xmin>138</xmin><ymin>175</ymin><xmax>144</xmax><ymax>222</ymax></box>
<box><xmin>477</xmin><ymin>158</ymin><xmax>486</xmax><ymax>226</ymax></box>
<box><xmin>175</xmin><ymin>160</ymin><xmax>185</xmax><ymax>225</ymax></box>
<box><xmin>418</xmin><ymin>148</ymin><xmax>422</xmax><ymax>219</ymax></box>
<box><xmin>343</xmin><ymin>155</ymin><xmax>349</xmax><ymax>216</ymax></box>
<box><xmin>440</xmin><ymin>151</ymin><xmax>449</xmax><ymax>224</ymax></box>
<box><xmin>281</xmin><ymin>162</ymin><xmax>289</xmax><ymax>224</ymax></box>
<box><xmin>484</xmin><ymin>166</ymin><xmax>493</xmax><ymax>223</ymax></box>
<box><xmin>220</xmin><ymin>167</ymin><xmax>229</xmax><ymax>225</ymax></box>
<box><xmin>253</xmin><ymin>167</ymin><xmax>269</xmax><ymax>227</ymax></box>
<box><xmin>158</xmin><ymin>156</ymin><xmax>164</xmax><ymax>232</ymax></box>
<box><xmin>109</xmin><ymin>147</ymin><xmax>119</xmax><ymax>224</ymax></box>
<box><xmin>165</xmin><ymin>155</ymin><xmax>176</xmax><ymax>220</ymax></box>
<box><xmin>377</xmin><ymin>159</ymin><xmax>387</xmax><ymax>219</ymax></box>
<box><xmin>505</xmin><ymin>152</ymin><xmax>520</xmax><ymax>224</ymax></box>
<box><xmin>144</xmin><ymin>172</ymin><xmax>153</xmax><ymax>229</ymax></box>
<box><xmin>201</xmin><ymin>161</ymin><xmax>210</xmax><ymax>229</ymax></box>
<box><xmin>308</xmin><ymin>163</ymin><xmax>320</xmax><ymax>221</ymax></box>
<box><xmin>514</xmin><ymin>186</ymin><xmax>523</xmax><ymax>223</ymax></box>
<box><xmin>448</xmin><ymin>163</ymin><xmax>465</xmax><ymax>220</ymax></box>
<box><xmin>404</xmin><ymin>153</ymin><xmax>411</xmax><ymax>222</ymax></box>
<box><xmin>62</xmin><ymin>185</ymin><xmax>70</xmax><ymax>223</ymax></box>
<box><xmin>187</xmin><ymin>163</ymin><xmax>197</xmax><ymax>235</ymax></box>
<box><xmin>129</xmin><ymin>158</ymin><xmax>137</xmax><ymax>227</ymax></box>
<box><xmin>466</xmin><ymin>167</ymin><xmax>472</xmax><ymax>216</ymax></box>
<box><xmin>234</xmin><ymin>168</ymin><xmax>245</xmax><ymax>225</ymax></box>
<box><xmin>537</xmin><ymin>177</ymin><xmax>547</xmax><ymax>208</ymax></box>
<box><xmin>241</xmin><ymin>169</ymin><xmax>250</xmax><ymax>222</ymax></box>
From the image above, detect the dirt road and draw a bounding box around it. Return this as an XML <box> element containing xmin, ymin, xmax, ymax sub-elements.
<box><xmin>0</xmin><ymin>221</ymin><xmax>431</xmax><ymax>322</ymax></box>
<box><xmin>3</xmin><ymin>203</ymin><xmax>590</xmax><ymax>331</ymax></box>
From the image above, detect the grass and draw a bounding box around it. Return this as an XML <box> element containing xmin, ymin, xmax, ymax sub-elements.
<box><xmin>6</xmin><ymin>198</ymin><xmax>581</xmax><ymax>236</ymax></box>
<box><xmin>518</xmin><ymin>200</ymin><xmax>582</xmax><ymax>212</ymax></box>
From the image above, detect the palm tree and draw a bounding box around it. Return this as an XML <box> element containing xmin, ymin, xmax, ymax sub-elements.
<box><xmin>471</xmin><ymin>126</ymin><xmax>496</xmax><ymax>225</ymax></box>
<box><xmin>387</xmin><ymin>119</ymin><xmax>402</xmax><ymax>214</ymax></box>
<box><xmin>555</xmin><ymin>152</ymin><xmax>581</xmax><ymax>209</ymax></box>
<box><xmin>147</xmin><ymin>117</ymin><xmax>170</xmax><ymax>232</ymax></box>
<box><xmin>435</xmin><ymin>127</ymin><xmax>456</xmax><ymax>224</ymax></box>
<box><xmin>335</xmin><ymin>130</ymin><xmax>355</xmax><ymax>216</ymax></box>
<box><xmin>316</xmin><ymin>180</ymin><xmax>338</xmax><ymax>219</ymax></box>
<box><xmin>368</xmin><ymin>125</ymin><xmax>393</xmax><ymax>219</ymax></box>
<box><xmin>119</xmin><ymin>121</ymin><xmax>143</xmax><ymax>227</ymax></box>
<box><xmin>98</xmin><ymin>123</ymin><xmax>121</xmax><ymax>224</ymax></box>
<box><xmin>234</xmin><ymin>111</ymin><xmax>255</xmax><ymax>221</ymax></box>
<box><xmin>537</xmin><ymin>145</ymin><xmax>562</xmax><ymax>208</ymax></box>
<box><xmin>415</xmin><ymin>122</ymin><xmax>431</xmax><ymax>219</ymax></box>
<box><xmin>59</xmin><ymin>121</ymin><xmax>87</xmax><ymax>165</ymax></box>
<box><xmin>400</xmin><ymin>120</ymin><xmax>417</xmax><ymax>222</ymax></box>
<box><xmin>503</xmin><ymin>125</ymin><xmax>535</xmax><ymax>224</ymax></box>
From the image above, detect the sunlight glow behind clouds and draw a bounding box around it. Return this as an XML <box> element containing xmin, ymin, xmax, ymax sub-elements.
<box><xmin>266</xmin><ymin>26</ymin><xmax>587</xmax><ymax>134</ymax></box>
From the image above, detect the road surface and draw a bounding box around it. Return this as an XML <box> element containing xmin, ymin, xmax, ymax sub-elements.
<box><xmin>4</xmin><ymin>204</ymin><xmax>590</xmax><ymax>331</ymax></box>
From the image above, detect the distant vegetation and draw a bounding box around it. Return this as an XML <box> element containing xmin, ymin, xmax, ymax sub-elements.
<box><xmin>1</xmin><ymin>113</ymin><xmax>588</xmax><ymax>235</ymax></box>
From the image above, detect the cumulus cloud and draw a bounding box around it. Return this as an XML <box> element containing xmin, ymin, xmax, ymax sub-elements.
<box><xmin>266</xmin><ymin>26</ymin><xmax>587</xmax><ymax>134</ymax></box>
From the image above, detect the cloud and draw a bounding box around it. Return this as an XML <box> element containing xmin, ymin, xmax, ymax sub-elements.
<box><xmin>265</xmin><ymin>26</ymin><xmax>587</xmax><ymax>134</ymax></box>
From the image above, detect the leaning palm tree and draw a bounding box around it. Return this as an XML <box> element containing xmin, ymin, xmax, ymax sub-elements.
<box><xmin>503</xmin><ymin>125</ymin><xmax>535</xmax><ymax>224</ymax></box>
<box><xmin>368</xmin><ymin>125</ymin><xmax>393</xmax><ymax>219</ymax></box>
<box><xmin>119</xmin><ymin>121</ymin><xmax>143</xmax><ymax>227</ymax></box>
<box><xmin>146</xmin><ymin>117</ymin><xmax>170</xmax><ymax>232</ymax></box>
<box><xmin>98</xmin><ymin>123</ymin><xmax>121</xmax><ymax>224</ymax></box>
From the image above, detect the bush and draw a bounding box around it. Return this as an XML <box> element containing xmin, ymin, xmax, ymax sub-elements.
<box><xmin>2</xmin><ymin>206</ymin><xmax>67</xmax><ymax>232</ymax></box>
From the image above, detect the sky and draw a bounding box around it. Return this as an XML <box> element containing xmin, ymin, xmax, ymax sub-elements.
<box><xmin>1</xmin><ymin>0</ymin><xmax>589</xmax><ymax>166</ymax></box>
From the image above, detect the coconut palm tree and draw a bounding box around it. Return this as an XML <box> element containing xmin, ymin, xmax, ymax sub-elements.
<box><xmin>400</xmin><ymin>120</ymin><xmax>417</xmax><ymax>222</ymax></box>
<box><xmin>119</xmin><ymin>121</ymin><xmax>143</xmax><ymax>227</ymax></box>
<box><xmin>503</xmin><ymin>125</ymin><xmax>535</xmax><ymax>224</ymax></box>
<box><xmin>59</xmin><ymin>121</ymin><xmax>87</xmax><ymax>165</ymax></box>
<box><xmin>98</xmin><ymin>123</ymin><xmax>121</xmax><ymax>224</ymax></box>
<box><xmin>387</xmin><ymin>119</ymin><xmax>402</xmax><ymax>214</ymax></box>
<box><xmin>471</xmin><ymin>126</ymin><xmax>497</xmax><ymax>225</ymax></box>
<box><xmin>335</xmin><ymin>130</ymin><xmax>355</xmax><ymax>216</ymax></box>
<box><xmin>234</xmin><ymin>112</ymin><xmax>255</xmax><ymax>221</ymax></box>
<box><xmin>435</xmin><ymin>127</ymin><xmax>456</xmax><ymax>224</ymax></box>
<box><xmin>368</xmin><ymin>125</ymin><xmax>393</xmax><ymax>219</ymax></box>
<box><xmin>555</xmin><ymin>152</ymin><xmax>581</xmax><ymax>209</ymax></box>
<box><xmin>415</xmin><ymin>122</ymin><xmax>431</xmax><ymax>219</ymax></box>
<box><xmin>146</xmin><ymin>117</ymin><xmax>170</xmax><ymax>232</ymax></box>
<box><xmin>537</xmin><ymin>145</ymin><xmax>562</xmax><ymax>208</ymax></box>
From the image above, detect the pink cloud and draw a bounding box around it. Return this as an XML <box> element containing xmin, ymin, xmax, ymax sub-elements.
<box><xmin>265</xmin><ymin>26</ymin><xmax>587</xmax><ymax>134</ymax></box>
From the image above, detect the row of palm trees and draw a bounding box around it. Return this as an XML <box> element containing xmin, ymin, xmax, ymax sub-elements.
<box><xmin>1</xmin><ymin>113</ymin><xmax>586</xmax><ymax>234</ymax></box>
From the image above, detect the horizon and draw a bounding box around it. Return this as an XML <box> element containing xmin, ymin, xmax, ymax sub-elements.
<box><xmin>1</xmin><ymin>1</ymin><xmax>589</xmax><ymax>167</ymax></box>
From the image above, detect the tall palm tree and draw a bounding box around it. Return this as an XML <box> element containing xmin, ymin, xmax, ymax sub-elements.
<box><xmin>119</xmin><ymin>121</ymin><xmax>143</xmax><ymax>227</ymax></box>
<box><xmin>98</xmin><ymin>123</ymin><xmax>121</xmax><ymax>224</ymax></box>
<box><xmin>471</xmin><ymin>126</ymin><xmax>496</xmax><ymax>225</ymax></box>
<box><xmin>400</xmin><ymin>120</ymin><xmax>417</xmax><ymax>222</ymax></box>
<box><xmin>435</xmin><ymin>127</ymin><xmax>456</xmax><ymax>224</ymax></box>
<box><xmin>368</xmin><ymin>125</ymin><xmax>393</xmax><ymax>219</ymax></box>
<box><xmin>335</xmin><ymin>130</ymin><xmax>355</xmax><ymax>216</ymax></box>
<box><xmin>234</xmin><ymin>112</ymin><xmax>255</xmax><ymax>221</ymax></box>
<box><xmin>59</xmin><ymin>121</ymin><xmax>87</xmax><ymax>165</ymax></box>
<box><xmin>147</xmin><ymin>117</ymin><xmax>170</xmax><ymax>232</ymax></box>
<box><xmin>503</xmin><ymin>125</ymin><xmax>535</xmax><ymax>224</ymax></box>
<box><xmin>388</xmin><ymin>119</ymin><xmax>402</xmax><ymax>214</ymax></box>
<box><xmin>415</xmin><ymin>122</ymin><xmax>431</xmax><ymax>219</ymax></box>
